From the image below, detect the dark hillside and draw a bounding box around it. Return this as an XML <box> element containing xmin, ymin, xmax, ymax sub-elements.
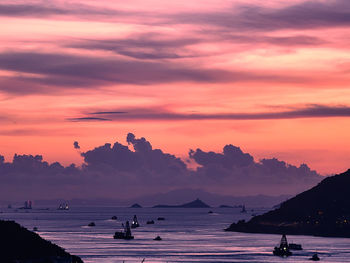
<box><xmin>0</xmin><ymin>220</ymin><xmax>83</xmax><ymax>263</ymax></box>
<box><xmin>226</xmin><ymin>170</ymin><xmax>350</xmax><ymax>237</ymax></box>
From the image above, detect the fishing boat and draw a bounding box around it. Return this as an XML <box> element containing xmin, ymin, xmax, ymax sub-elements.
<box><xmin>309</xmin><ymin>253</ymin><xmax>320</xmax><ymax>261</ymax></box>
<box><xmin>289</xmin><ymin>243</ymin><xmax>303</xmax><ymax>250</ymax></box>
<box><xmin>131</xmin><ymin>215</ymin><xmax>140</xmax><ymax>228</ymax></box>
<box><xmin>273</xmin><ymin>234</ymin><xmax>292</xmax><ymax>257</ymax></box>
<box><xmin>114</xmin><ymin>221</ymin><xmax>134</xmax><ymax>240</ymax></box>
<box><xmin>57</xmin><ymin>203</ymin><xmax>69</xmax><ymax>210</ymax></box>
<box><xmin>88</xmin><ymin>222</ymin><xmax>95</xmax><ymax>227</ymax></box>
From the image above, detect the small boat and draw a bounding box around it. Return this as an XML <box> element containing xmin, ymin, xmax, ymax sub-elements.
<box><xmin>273</xmin><ymin>234</ymin><xmax>292</xmax><ymax>257</ymax></box>
<box><xmin>146</xmin><ymin>220</ymin><xmax>155</xmax><ymax>224</ymax></box>
<box><xmin>131</xmin><ymin>215</ymin><xmax>140</xmax><ymax>228</ymax></box>
<box><xmin>114</xmin><ymin>231</ymin><xmax>134</xmax><ymax>240</ymax></box>
<box><xmin>208</xmin><ymin>210</ymin><xmax>213</xmax><ymax>214</ymax></box>
<box><xmin>309</xmin><ymin>253</ymin><xmax>320</xmax><ymax>261</ymax></box>
<box><xmin>289</xmin><ymin>243</ymin><xmax>303</xmax><ymax>250</ymax></box>
<box><xmin>154</xmin><ymin>236</ymin><xmax>162</xmax><ymax>241</ymax></box>
<box><xmin>88</xmin><ymin>222</ymin><xmax>96</xmax><ymax>227</ymax></box>
<box><xmin>240</xmin><ymin>205</ymin><xmax>247</xmax><ymax>213</ymax></box>
<box><xmin>33</xmin><ymin>227</ymin><xmax>38</xmax><ymax>231</ymax></box>
<box><xmin>58</xmin><ymin>203</ymin><xmax>69</xmax><ymax>210</ymax></box>
<box><xmin>111</xmin><ymin>216</ymin><xmax>117</xmax><ymax>220</ymax></box>
<box><xmin>114</xmin><ymin>221</ymin><xmax>134</xmax><ymax>240</ymax></box>
<box><xmin>20</xmin><ymin>200</ymin><xmax>32</xmax><ymax>209</ymax></box>
<box><xmin>157</xmin><ymin>217</ymin><xmax>165</xmax><ymax>221</ymax></box>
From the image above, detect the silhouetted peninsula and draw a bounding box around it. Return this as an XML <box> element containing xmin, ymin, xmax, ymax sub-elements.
<box><xmin>226</xmin><ymin>169</ymin><xmax>350</xmax><ymax>238</ymax></box>
<box><xmin>153</xmin><ymin>198</ymin><xmax>210</xmax><ymax>208</ymax></box>
<box><xmin>130</xmin><ymin>203</ymin><xmax>142</xmax><ymax>208</ymax></box>
<box><xmin>0</xmin><ymin>220</ymin><xmax>83</xmax><ymax>262</ymax></box>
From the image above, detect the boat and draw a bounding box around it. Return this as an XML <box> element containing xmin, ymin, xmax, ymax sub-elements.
<box><xmin>33</xmin><ymin>227</ymin><xmax>38</xmax><ymax>231</ymax></box>
<box><xmin>157</xmin><ymin>217</ymin><xmax>165</xmax><ymax>221</ymax></box>
<box><xmin>88</xmin><ymin>222</ymin><xmax>95</xmax><ymax>227</ymax></box>
<box><xmin>240</xmin><ymin>205</ymin><xmax>247</xmax><ymax>213</ymax></box>
<box><xmin>208</xmin><ymin>210</ymin><xmax>213</xmax><ymax>214</ymax></box>
<box><xmin>114</xmin><ymin>221</ymin><xmax>134</xmax><ymax>240</ymax></box>
<box><xmin>309</xmin><ymin>253</ymin><xmax>320</xmax><ymax>261</ymax></box>
<box><xmin>146</xmin><ymin>220</ymin><xmax>155</xmax><ymax>224</ymax></box>
<box><xmin>153</xmin><ymin>236</ymin><xmax>162</xmax><ymax>241</ymax></box>
<box><xmin>111</xmin><ymin>216</ymin><xmax>117</xmax><ymax>220</ymax></box>
<box><xmin>273</xmin><ymin>234</ymin><xmax>292</xmax><ymax>257</ymax></box>
<box><xmin>20</xmin><ymin>200</ymin><xmax>32</xmax><ymax>210</ymax></box>
<box><xmin>131</xmin><ymin>215</ymin><xmax>140</xmax><ymax>228</ymax></box>
<box><xmin>289</xmin><ymin>243</ymin><xmax>303</xmax><ymax>250</ymax></box>
<box><xmin>58</xmin><ymin>203</ymin><xmax>69</xmax><ymax>210</ymax></box>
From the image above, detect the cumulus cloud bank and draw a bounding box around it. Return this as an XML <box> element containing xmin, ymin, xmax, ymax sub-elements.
<box><xmin>0</xmin><ymin>133</ymin><xmax>322</xmax><ymax>200</ymax></box>
<box><xmin>0</xmin><ymin>133</ymin><xmax>321</xmax><ymax>200</ymax></box>
<box><xmin>189</xmin><ymin>146</ymin><xmax>320</xmax><ymax>193</ymax></box>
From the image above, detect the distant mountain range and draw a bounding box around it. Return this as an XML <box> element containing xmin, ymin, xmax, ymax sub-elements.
<box><xmin>5</xmin><ymin>189</ymin><xmax>290</xmax><ymax>208</ymax></box>
<box><xmin>129</xmin><ymin>189</ymin><xmax>287</xmax><ymax>207</ymax></box>
<box><xmin>153</xmin><ymin>198</ymin><xmax>211</xmax><ymax>208</ymax></box>
<box><xmin>127</xmin><ymin>189</ymin><xmax>289</xmax><ymax>208</ymax></box>
<box><xmin>226</xmin><ymin>169</ymin><xmax>350</xmax><ymax>237</ymax></box>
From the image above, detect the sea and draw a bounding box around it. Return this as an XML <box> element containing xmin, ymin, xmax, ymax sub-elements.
<box><xmin>1</xmin><ymin>206</ymin><xmax>350</xmax><ymax>263</ymax></box>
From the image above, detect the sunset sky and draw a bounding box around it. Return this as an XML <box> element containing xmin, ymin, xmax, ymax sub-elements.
<box><xmin>1</xmin><ymin>0</ymin><xmax>350</xmax><ymax>177</ymax></box>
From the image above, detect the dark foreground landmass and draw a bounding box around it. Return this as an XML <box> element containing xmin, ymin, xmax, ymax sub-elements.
<box><xmin>226</xmin><ymin>169</ymin><xmax>350</xmax><ymax>238</ymax></box>
<box><xmin>0</xmin><ymin>220</ymin><xmax>83</xmax><ymax>263</ymax></box>
<box><xmin>153</xmin><ymin>198</ymin><xmax>210</xmax><ymax>208</ymax></box>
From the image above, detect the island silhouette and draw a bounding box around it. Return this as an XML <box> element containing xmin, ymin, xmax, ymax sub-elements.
<box><xmin>153</xmin><ymin>198</ymin><xmax>210</xmax><ymax>208</ymax></box>
<box><xmin>130</xmin><ymin>203</ymin><xmax>142</xmax><ymax>208</ymax></box>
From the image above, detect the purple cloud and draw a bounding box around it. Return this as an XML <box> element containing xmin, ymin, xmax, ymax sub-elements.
<box><xmin>0</xmin><ymin>51</ymin><xmax>307</xmax><ymax>95</ymax></box>
<box><xmin>173</xmin><ymin>0</ymin><xmax>350</xmax><ymax>31</ymax></box>
<box><xmin>68</xmin><ymin>34</ymin><xmax>200</xmax><ymax>60</ymax></box>
<box><xmin>68</xmin><ymin>104</ymin><xmax>350</xmax><ymax>122</ymax></box>
<box><xmin>73</xmin><ymin>141</ymin><xmax>80</xmax><ymax>149</ymax></box>
<box><xmin>67</xmin><ymin>117</ymin><xmax>111</xmax><ymax>122</ymax></box>
<box><xmin>0</xmin><ymin>2</ymin><xmax>135</xmax><ymax>19</ymax></box>
<box><xmin>2</xmin><ymin>1</ymin><xmax>350</xmax><ymax>32</ymax></box>
<box><xmin>0</xmin><ymin>133</ymin><xmax>322</xmax><ymax>200</ymax></box>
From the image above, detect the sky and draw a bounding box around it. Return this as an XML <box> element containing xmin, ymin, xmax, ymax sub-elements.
<box><xmin>0</xmin><ymin>0</ymin><xmax>350</xmax><ymax>199</ymax></box>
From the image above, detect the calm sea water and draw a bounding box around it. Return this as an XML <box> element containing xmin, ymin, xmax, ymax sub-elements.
<box><xmin>1</xmin><ymin>206</ymin><xmax>350</xmax><ymax>263</ymax></box>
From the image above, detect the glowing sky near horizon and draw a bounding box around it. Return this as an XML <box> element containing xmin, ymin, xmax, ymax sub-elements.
<box><xmin>1</xmin><ymin>0</ymin><xmax>350</xmax><ymax>175</ymax></box>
